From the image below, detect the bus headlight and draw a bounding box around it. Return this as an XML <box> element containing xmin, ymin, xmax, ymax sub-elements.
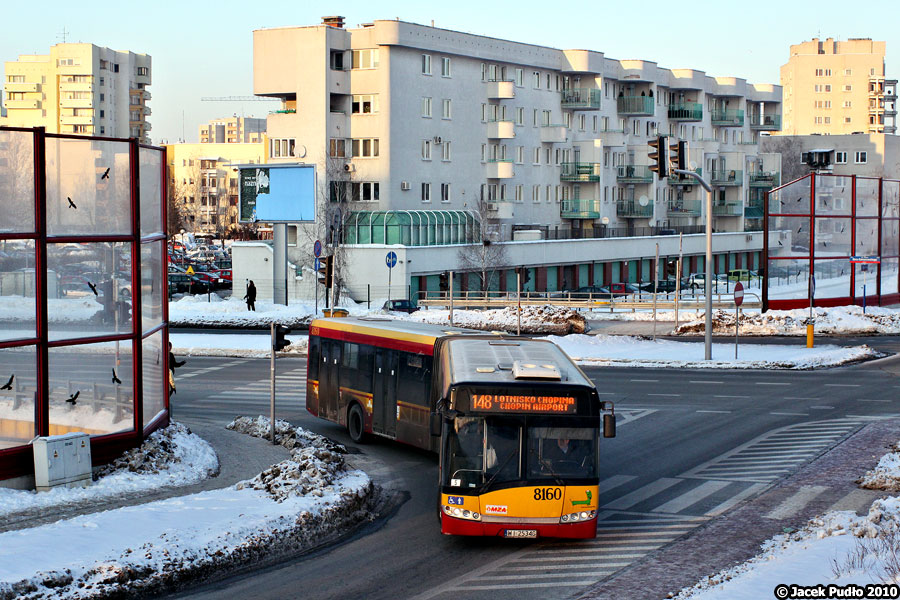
<box><xmin>442</xmin><ymin>505</ymin><xmax>482</xmax><ymax>521</ymax></box>
<box><xmin>560</xmin><ymin>510</ymin><xmax>596</xmax><ymax>524</ymax></box>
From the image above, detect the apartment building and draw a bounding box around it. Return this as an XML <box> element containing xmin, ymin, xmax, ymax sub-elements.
<box><xmin>165</xmin><ymin>143</ymin><xmax>266</xmax><ymax>235</ymax></box>
<box><xmin>780</xmin><ymin>37</ymin><xmax>897</xmax><ymax>136</ymax></box>
<box><xmin>198</xmin><ymin>116</ymin><xmax>266</xmax><ymax>144</ymax></box>
<box><xmin>1</xmin><ymin>43</ymin><xmax>151</xmax><ymax>142</ymax></box>
<box><xmin>762</xmin><ymin>133</ymin><xmax>900</xmax><ymax>180</ymax></box>
<box><xmin>248</xmin><ymin>17</ymin><xmax>782</xmax><ymax>299</ymax></box>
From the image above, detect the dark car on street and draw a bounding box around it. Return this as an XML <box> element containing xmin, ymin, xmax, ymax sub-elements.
<box><xmin>382</xmin><ymin>299</ymin><xmax>419</xmax><ymax>313</ymax></box>
<box><xmin>168</xmin><ymin>273</ymin><xmax>211</xmax><ymax>295</ymax></box>
<box><xmin>639</xmin><ymin>279</ymin><xmax>679</xmax><ymax>293</ymax></box>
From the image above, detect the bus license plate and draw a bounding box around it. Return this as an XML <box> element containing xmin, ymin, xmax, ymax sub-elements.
<box><xmin>505</xmin><ymin>529</ymin><xmax>537</xmax><ymax>539</ymax></box>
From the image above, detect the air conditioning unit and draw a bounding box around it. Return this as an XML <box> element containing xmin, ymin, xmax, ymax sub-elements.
<box><xmin>433</xmin><ymin>136</ymin><xmax>443</xmax><ymax>144</ymax></box>
<box><xmin>343</xmin><ymin>163</ymin><xmax>355</xmax><ymax>172</ymax></box>
<box><xmin>400</xmin><ymin>181</ymin><xmax>411</xmax><ymax>191</ymax></box>
<box><xmin>486</xmin><ymin>202</ymin><xmax>499</xmax><ymax>211</ymax></box>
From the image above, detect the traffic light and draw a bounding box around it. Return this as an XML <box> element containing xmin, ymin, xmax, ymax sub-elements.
<box><xmin>273</xmin><ymin>324</ymin><xmax>292</xmax><ymax>351</ymax></box>
<box><xmin>668</xmin><ymin>139</ymin><xmax>686</xmax><ymax>177</ymax></box>
<box><xmin>648</xmin><ymin>136</ymin><xmax>668</xmax><ymax>179</ymax></box>
<box><xmin>317</xmin><ymin>256</ymin><xmax>333</xmax><ymax>289</ymax></box>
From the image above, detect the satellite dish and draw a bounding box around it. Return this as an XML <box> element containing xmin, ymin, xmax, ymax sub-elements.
<box><xmin>601</xmin><ymin>216</ymin><xmax>610</xmax><ymax>225</ymax></box>
<box><xmin>689</xmin><ymin>161</ymin><xmax>698</xmax><ymax>171</ymax></box>
<box><xmin>297</xmin><ymin>145</ymin><xmax>307</xmax><ymax>159</ymax></box>
<box><xmin>638</xmin><ymin>195</ymin><xmax>649</xmax><ymax>207</ymax></box>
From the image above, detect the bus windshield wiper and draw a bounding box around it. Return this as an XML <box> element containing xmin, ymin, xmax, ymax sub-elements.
<box><xmin>481</xmin><ymin>449</ymin><xmax>518</xmax><ymax>493</ymax></box>
<box><xmin>539</xmin><ymin>459</ymin><xmax>566</xmax><ymax>487</ymax></box>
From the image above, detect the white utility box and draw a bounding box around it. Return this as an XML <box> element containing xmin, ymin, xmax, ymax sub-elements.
<box><xmin>32</xmin><ymin>432</ymin><xmax>92</xmax><ymax>491</ymax></box>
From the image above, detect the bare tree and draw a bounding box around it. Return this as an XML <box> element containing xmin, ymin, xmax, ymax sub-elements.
<box><xmin>760</xmin><ymin>135</ymin><xmax>807</xmax><ymax>185</ymax></box>
<box><xmin>456</xmin><ymin>198</ymin><xmax>508</xmax><ymax>292</ymax></box>
<box><xmin>166</xmin><ymin>160</ymin><xmax>203</xmax><ymax>235</ymax></box>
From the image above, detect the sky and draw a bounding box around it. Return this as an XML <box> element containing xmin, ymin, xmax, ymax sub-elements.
<box><xmin>2</xmin><ymin>0</ymin><xmax>898</xmax><ymax>145</ymax></box>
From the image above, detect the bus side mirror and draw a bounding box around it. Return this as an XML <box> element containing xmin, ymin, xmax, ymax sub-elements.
<box><xmin>603</xmin><ymin>413</ymin><xmax>616</xmax><ymax>438</ymax></box>
<box><xmin>430</xmin><ymin>412</ymin><xmax>442</xmax><ymax>437</ymax></box>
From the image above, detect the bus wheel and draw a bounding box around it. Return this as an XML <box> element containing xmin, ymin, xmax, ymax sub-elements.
<box><xmin>348</xmin><ymin>403</ymin><xmax>366</xmax><ymax>443</ymax></box>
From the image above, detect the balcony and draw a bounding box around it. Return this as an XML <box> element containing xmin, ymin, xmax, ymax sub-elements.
<box><xmin>617</xmin><ymin>199</ymin><xmax>654</xmax><ymax>218</ymax></box>
<box><xmin>749</xmin><ymin>171</ymin><xmax>779</xmax><ymax>188</ymax></box>
<box><xmin>744</xmin><ymin>199</ymin><xmax>764</xmax><ymax>220</ymax></box>
<box><xmin>616</xmin><ymin>165</ymin><xmax>653</xmax><ymax>183</ymax></box>
<box><xmin>59</xmin><ymin>97</ymin><xmax>93</xmax><ymax>109</ymax></box>
<box><xmin>486</xmin><ymin>79</ymin><xmax>515</xmax><ymax>99</ymax></box>
<box><xmin>61</xmin><ymin>114</ymin><xmax>94</xmax><ymax>125</ymax></box>
<box><xmin>5</xmin><ymin>82</ymin><xmax>40</xmax><ymax>93</ymax></box>
<box><xmin>540</xmin><ymin>125</ymin><xmax>568</xmax><ymax>143</ymax></box>
<box><xmin>749</xmin><ymin>114</ymin><xmax>781</xmax><ymax>130</ymax></box>
<box><xmin>667</xmin><ymin>102</ymin><xmax>703</xmax><ymax>121</ymax></box>
<box><xmin>59</xmin><ymin>81</ymin><xmax>93</xmax><ymax>92</ymax></box>
<box><xmin>709</xmin><ymin>170</ymin><xmax>743</xmax><ymax>186</ymax></box>
<box><xmin>561</xmin><ymin>88</ymin><xmax>601</xmax><ymax>110</ymax></box>
<box><xmin>669</xmin><ymin>167</ymin><xmax>702</xmax><ymax>185</ymax></box>
<box><xmin>5</xmin><ymin>99</ymin><xmax>40</xmax><ymax>109</ymax></box>
<box><xmin>667</xmin><ymin>199</ymin><xmax>701</xmax><ymax>216</ymax></box>
<box><xmin>486</xmin><ymin>119</ymin><xmax>515</xmax><ymax>139</ymax></box>
<box><xmin>561</xmin><ymin>198</ymin><xmax>601</xmax><ymax>219</ymax></box>
<box><xmin>130</xmin><ymin>88</ymin><xmax>151</xmax><ymax>101</ymax></box>
<box><xmin>711</xmin><ymin>109</ymin><xmax>744</xmax><ymax>126</ymax></box>
<box><xmin>616</xmin><ymin>95</ymin><xmax>655</xmax><ymax>116</ymax></box>
<box><xmin>486</xmin><ymin>159</ymin><xmax>514</xmax><ymax>179</ymax></box>
<box><xmin>712</xmin><ymin>202</ymin><xmax>742</xmax><ymax>216</ymax></box>
<box><xmin>560</xmin><ymin>162</ymin><xmax>601</xmax><ymax>182</ymax></box>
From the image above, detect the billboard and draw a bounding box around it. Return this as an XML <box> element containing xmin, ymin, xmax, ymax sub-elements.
<box><xmin>239</xmin><ymin>163</ymin><xmax>316</xmax><ymax>223</ymax></box>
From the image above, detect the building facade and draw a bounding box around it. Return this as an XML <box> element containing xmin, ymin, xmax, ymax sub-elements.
<box><xmin>762</xmin><ymin>133</ymin><xmax>900</xmax><ymax>180</ymax></box>
<box><xmin>1</xmin><ymin>43</ymin><xmax>151</xmax><ymax>142</ymax></box>
<box><xmin>780</xmin><ymin>37</ymin><xmax>897</xmax><ymax>136</ymax></box>
<box><xmin>165</xmin><ymin>143</ymin><xmax>266</xmax><ymax>235</ymax></box>
<box><xmin>198</xmin><ymin>116</ymin><xmax>266</xmax><ymax>144</ymax></box>
<box><xmin>247</xmin><ymin>18</ymin><xmax>782</xmax><ymax>300</ymax></box>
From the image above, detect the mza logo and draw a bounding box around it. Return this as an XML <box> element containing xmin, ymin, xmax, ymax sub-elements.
<box><xmin>485</xmin><ymin>505</ymin><xmax>508</xmax><ymax>515</ymax></box>
<box><xmin>447</xmin><ymin>496</ymin><xmax>465</xmax><ymax>505</ymax></box>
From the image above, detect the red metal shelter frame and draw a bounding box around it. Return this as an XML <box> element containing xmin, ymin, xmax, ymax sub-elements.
<box><xmin>0</xmin><ymin>127</ymin><xmax>169</xmax><ymax>481</ymax></box>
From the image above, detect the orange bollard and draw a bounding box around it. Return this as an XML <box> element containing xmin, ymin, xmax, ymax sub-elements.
<box><xmin>806</xmin><ymin>323</ymin><xmax>814</xmax><ymax>348</ymax></box>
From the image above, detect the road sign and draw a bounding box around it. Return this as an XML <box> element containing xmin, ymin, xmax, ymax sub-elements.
<box><xmin>314</xmin><ymin>257</ymin><xmax>321</xmax><ymax>271</ymax></box>
<box><xmin>185</xmin><ymin>265</ymin><xmax>195</xmax><ymax>276</ymax></box>
<box><xmin>850</xmin><ymin>255</ymin><xmax>880</xmax><ymax>264</ymax></box>
<box><xmin>313</xmin><ymin>240</ymin><xmax>322</xmax><ymax>258</ymax></box>
<box><xmin>733</xmin><ymin>281</ymin><xmax>744</xmax><ymax>307</ymax></box>
<box><xmin>386</xmin><ymin>251</ymin><xmax>398</xmax><ymax>269</ymax></box>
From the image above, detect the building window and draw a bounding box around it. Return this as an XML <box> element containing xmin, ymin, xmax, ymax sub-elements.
<box><xmin>99</xmin><ymin>93</ymin><xmax>105</xmax><ymax>102</ymax></box>
<box><xmin>351</xmin><ymin>182</ymin><xmax>379</xmax><ymax>202</ymax></box>
<box><xmin>328</xmin><ymin>138</ymin><xmax>346</xmax><ymax>158</ymax></box>
<box><xmin>844</xmin><ymin>117</ymin><xmax>852</xmax><ymax>124</ymax></box>
<box><xmin>855</xmin><ymin>151</ymin><xmax>867</xmax><ymax>164</ymax></box>
<box><xmin>515</xmin><ymin>68</ymin><xmax>524</xmax><ymax>87</ymax></box>
<box><xmin>422</xmin><ymin>97</ymin><xmax>432</xmax><ymax>118</ymax></box>
<box><xmin>421</xmin><ymin>182</ymin><xmax>431</xmax><ymax>202</ymax></box>
<box><xmin>442</xmin><ymin>141</ymin><xmax>451</xmax><ymax>161</ymax></box>
<box><xmin>441</xmin><ymin>183</ymin><xmax>451</xmax><ymax>202</ymax></box>
<box><xmin>578</xmin><ymin>114</ymin><xmax>586</xmax><ymax>131</ymax></box>
<box><xmin>422</xmin><ymin>54</ymin><xmax>432</xmax><ymax>75</ymax></box>
<box><xmin>441</xmin><ymin>98</ymin><xmax>452</xmax><ymax>120</ymax></box>
<box><xmin>844</xmin><ymin>85</ymin><xmax>852</xmax><ymax>92</ymax></box>
<box><xmin>515</xmin><ymin>146</ymin><xmax>524</xmax><ymax>164</ymax></box>
<box><xmin>533</xmin><ymin>71</ymin><xmax>541</xmax><ymax>89</ymax></box>
<box><xmin>844</xmin><ymin>101</ymin><xmax>852</xmax><ymax>108</ymax></box>
<box><xmin>542</xmin><ymin>110</ymin><xmax>551</xmax><ymax>126</ymax></box>
<box><xmin>137</xmin><ymin>66</ymin><xmax>149</xmax><ymax>76</ymax></box>
<box><xmin>422</xmin><ymin>139</ymin><xmax>432</xmax><ymax>160</ymax></box>
<box><xmin>835</xmin><ymin>151</ymin><xmax>847</xmax><ymax>164</ymax></box>
<box><xmin>533</xmin><ymin>147</ymin><xmax>540</xmax><ymax>164</ymax></box>
<box><xmin>352</xmin><ymin>94</ymin><xmax>377</xmax><ymax>114</ymax></box>
<box><xmin>515</xmin><ymin>185</ymin><xmax>523</xmax><ymax>203</ymax></box>
<box><xmin>351</xmin><ymin>49</ymin><xmax>379</xmax><ymax>69</ymax></box>
<box><xmin>330</xmin><ymin>51</ymin><xmax>345</xmax><ymax>71</ymax></box>
<box><xmin>441</xmin><ymin>57</ymin><xmax>451</xmax><ymax>77</ymax></box>
<box><xmin>351</xmin><ymin>138</ymin><xmax>379</xmax><ymax>158</ymax></box>
<box><xmin>515</xmin><ymin>107</ymin><xmax>524</xmax><ymax>126</ymax></box>
<box><xmin>844</xmin><ymin>69</ymin><xmax>852</xmax><ymax>76</ymax></box>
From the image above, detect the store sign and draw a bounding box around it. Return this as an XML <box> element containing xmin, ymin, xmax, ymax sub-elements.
<box><xmin>471</xmin><ymin>393</ymin><xmax>577</xmax><ymax>414</ymax></box>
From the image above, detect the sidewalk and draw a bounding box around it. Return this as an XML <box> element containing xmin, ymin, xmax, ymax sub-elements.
<box><xmin>578</xmin><ymin>418</ymin><xmax>900</xmax><ymax>600</ymax></box>
<box><xmin>0</xmin><ymin>419</ymin><xmax>290</xmax><ymax>534</ymax></box>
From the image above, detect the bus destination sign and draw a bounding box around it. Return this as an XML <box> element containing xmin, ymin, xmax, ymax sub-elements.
<box><xmin>471</xmin><ymin>394</ymin><xmax>577</xmax><ymax>414</ymax></box>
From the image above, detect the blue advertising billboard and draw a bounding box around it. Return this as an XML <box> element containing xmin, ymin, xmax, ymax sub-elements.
<box><xmin>239</xmin><ymin>163</ymin><xmax>316</xmax><ymax>223</ymax></box>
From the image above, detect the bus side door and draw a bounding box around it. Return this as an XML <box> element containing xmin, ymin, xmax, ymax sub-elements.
<box><xmin>373</xmin><ymin>348</ymin><xmax>399</xmax><ymax>437</ymax></box>
<box><xmin>321</xmin><ymin>339</ymin><xmax>341</xmax><ymax>421</ymax></box>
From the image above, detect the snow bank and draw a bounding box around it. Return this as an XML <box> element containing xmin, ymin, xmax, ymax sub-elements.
<box><xmin>168</xmin><ymin>295</ymin><xmax>368</xmax><ymax>328</ymax></box>
<box><xmin>0</xmin><ymin>417</ymin><xmax>375</xmax><ymax>600</ymax></box>
<box><xmin>544</xmin><ymin>333</ymin><xmax>882</xmax><ymax>370</ymax></box>
<box><xmin>406</xmin><ymin>305</ymin><xmax>586</xmax><ymax>334</ymax></box>
<box><xmin>675</xmin><ymin>305</ymin><xmax>900</xmax><ymax>337</ymax></box>
<box><xmin>171</xmin><ymin>332</ymin><xmax>309</xmax><ymax>359</ymax></box>
<box><xmin>858</xmin><ymin>442</ymin><xmax>900</xmax><ymax>492</ymax></box>
<box><xmin>0</xmin><ymin>422</ymin><xmax>217</xmax><ymax>518</ymax></box>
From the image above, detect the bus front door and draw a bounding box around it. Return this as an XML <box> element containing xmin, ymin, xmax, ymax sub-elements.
<box><xmin>373</xmin><ymin>348</ymin><xmax>399</xmax><ymax>437</ymax></box>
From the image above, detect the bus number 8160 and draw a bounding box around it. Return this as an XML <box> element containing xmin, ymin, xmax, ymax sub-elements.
<box><xmin>534</xmin><ymin>488</ymin><xmax>563</xmax><ymax>501</ymax></box>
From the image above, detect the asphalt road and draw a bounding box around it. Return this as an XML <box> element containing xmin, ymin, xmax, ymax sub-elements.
<box><xmin>165</xmin><ymin>347</ymin><xmax>900</xmax><ymax>600</ymax></box>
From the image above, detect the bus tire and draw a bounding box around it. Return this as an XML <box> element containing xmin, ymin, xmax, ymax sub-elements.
<box><xmin>348</xmin><ymin>403</ymin><xmax>367</xmax><ymax>443</ymax></box>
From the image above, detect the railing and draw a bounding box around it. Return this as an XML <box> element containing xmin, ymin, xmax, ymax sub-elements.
<box><xmin>616</xmin><ymin>165</ymin><xmax>654</xmax><ymax>183</ymax></box>
<box><xmin>712</xmin><ymin>202</ymin><xmax>742</xmax><ymax>216</ymax></box>
<box><xmin>560</xmin><ymin>162</ymin><xmax>601</xmax><ymax>182</ymax></box>
<box><xmin>668</xmin><ymin>102</ymin><xmax>703</xmax><ymax>121</ymax></box>
<box><xmin>667</xmin><ymin>199</ymin><xmax>701</xmax><ymax>216</ymax></box>
<box><xmin>271</xmin><ymin>109</ymin><xmax>296</xmax><ymax>114</ymax></box>
<box><xmin>561</xmin><ymin>88</ymin><xmax>601</xmax><ymax>109</ymax></box>
<box><xmin>617</xmin><ymin>200</ymin><xmax>654</xmax><ymax>218</ymax></box>
<box><xmin>710</xmin><ymin>109</ymin><xmax>744</xmax><ymax>126</ymax></box>
<box><xmin>560</xmin><ymin>198</ymin><xmax>601</xmax><ymax>219</ymax></box>
<box><xmin>415</xmin><ymin>289</ymin><xmax>762</xmax><ymax>310</ymax></box>
<box><xmin>669</xmin><ymin>167</ymin><xmax>702</xmax><ymax>185</ymax></box>
<box><xmin>536</xmin><ymin>224</ymin><xmax>707</xmax><ymax>240</ymax></box>
<box><xmin>749</xmin><ymin>114</ymin><xmax>781</xmax><ymax>130</ymax></box>
<box><xmin>709</xmin><ymin>170</ymin><xmax>743</xmax><ymax>186</ymax></box>
<box><xmin>749</xmin><ymin>171</ymin><xmax>780</xmax><ymax>188</ymax></box>
<box><xmin>616</xmin><ymin>95</ymin><xmax>655</xmax><ymax>115</ymax></box>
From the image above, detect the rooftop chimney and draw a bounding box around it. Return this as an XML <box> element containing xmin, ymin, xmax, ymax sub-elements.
<box><xmin>322</xmin><ymin>16</ymin><xmax>345</xmax><ymax>28</ymax></box>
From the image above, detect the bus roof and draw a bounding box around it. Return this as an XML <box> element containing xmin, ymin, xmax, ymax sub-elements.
<box><xmin>309</xmin><ymin>317</ymin><xmax>481</xmax><ymax>353</ymax></box>
<box><xmin>443</xmin><ymin>337</ymin><xmax>594</xmax><ymax>388</ymax></box>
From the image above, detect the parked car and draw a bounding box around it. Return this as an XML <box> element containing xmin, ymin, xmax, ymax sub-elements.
<box><xmin>597</xmin><ymin>283</ymin><xmax>642</xmax><ymax>297</ymax></box>
<box><xmin>727</xmin><ymin>269</ymin><xmax>758</xmax><ymax>282</ymax></box>
<box><xmin>167</xmin><ymin>273</ymin><xmax>211</xmax><ymax>295</ymax></box>
<box><xmin>684</xmin><ymin>272</ymin><xmax>728</xmax><ymax>290</ymax></box>
<box><xmin>639</xmin><ymin>279</ymin><xmax>679</xmax><ymax>293</ymax></box>
<box><xmin>382</xmin><ymin>299</ymin><xmax>419</xmax><ymax>313</ymax></box>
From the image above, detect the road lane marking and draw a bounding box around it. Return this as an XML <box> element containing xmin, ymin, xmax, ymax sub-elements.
<box><xmin>765</xmin><ymin>486</ymin><xmax>828</xmax><ymax>520</ymax></box>
<box><xmin>809</xmin><ymin>406</ymin><xmax>835</xmax><ymax>410</ymax></box>
<box><xmin>598</xmin><ymin>474</ymin><xmax>638</xmax><ymax>494</ymax></box>
<box><xmin>859</xmin><ymin>399</ymin><xmax>891</xmax><ymax>403</ymax></box>
<box><xmin>714</xmin><ymin>395</ymin><xmax>749</xmax><ymax>399</ymax></box>
<box><xmin>756</xmin><ymin>382</ymin><xmax>791</xmax><ymax>386</ymax></box>
<box><xmin>630</xmin><ymin>379</ymin><xmax>659</xmax><ymax>383</ymax></box>
<box><xmin>690</xmin><ymin>380</ymin><xmax>724</xmax><ymax>384</ymax></box>
<box><xmin>785</xmin><ymin>397</ymin><xmax>819</xmax><ymax>401</ymax></box>
<box><xmin>828</xmin><ymin>489</ymin><xmax>879</xmax><ymax>514</ymax></box>
<box><xmin>770</xmin><ymin>412</ymin><xmax>808</xmax><ymax>416</ymax></box>
<box><xmin>825</xmin><ymin>383</ymin><xmax>861</xmax><ymax>388</ymax></box>
<box><xmin>706</xmin><ymin>483</ymin><xmax>770</xmax><ymax>516</ymax></box>
<box><xmin>648</xmin><ymin>393</ymin><xmax>681</xmax><ymax>397</ymax></box>
<box><xmin>697</xmin><ymin>410</ymin><xmax>732</xmax><ymax>414</ymax></box>
<box><xmin>652</xmin><ymin>480</ymin><xmax>731</xmax><ymax>514</ymax></box>
<box><xmin>602</xmin><ymin>478</ymin><xmax>682</xmax><ymax>510</ymax></box>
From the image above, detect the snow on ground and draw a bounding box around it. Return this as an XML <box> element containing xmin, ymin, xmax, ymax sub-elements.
<box><xmin>171</xmin><ymin>332</ymin><xmax>308</xmax><ymax>358</ymax></box>
<box><xmin>545</xmin><ymin>334</ymin><xmax>882</xmax><ymax>369</ymax></box>
<box><xmin>0</xmin><ymin>423</ymin><xmax>217</xmax><ymax>518</ymax></box>
<box><xmin>675</xmin><ymin>305</ymin><xmax>900</xmax><ymax>336</ymax></box>
<box><xmin>405</xmin><ymin>305</ymin><xmax>586</xmax><ymax>334</ymax></box>
<box><xmin>168</xmin><ymin>295</ymin><xmax>367</xmax><ymax>328</ymax></box>
<box><xmin>676</xmin><ymin>442</ymin><xmax>900</xmax><ymax>600</ymax></box>
<box><xmin>0</xmin><ymin>417</ymin><xmax>375</xmax><ymax>600</ymax></box>
<box><xmin>0</xmin><ymin>295</ymin><xmax>102</xmax><ymax>323</ymax></box>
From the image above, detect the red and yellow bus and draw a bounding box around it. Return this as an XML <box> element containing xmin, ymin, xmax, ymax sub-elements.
<box><xmin>307</xmin><ymin>317</ymin><xmax>615</xmax><ymax>539</ymax></box>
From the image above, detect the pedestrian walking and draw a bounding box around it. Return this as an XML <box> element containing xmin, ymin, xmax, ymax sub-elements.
<box><xmin>168</xmin><ymin>341</ymin><xmax>185</xmax><ymax>396</ymax></box>
<box><xmin>244</xmin><ymin>280</ymin><xmax>257</xmax><ymax>311</ymax></box>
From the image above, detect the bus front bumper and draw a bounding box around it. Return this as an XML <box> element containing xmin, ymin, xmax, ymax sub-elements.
<box><xmin>441</xmin><ymin>513</ymin><xmax>597</xmax><ymax>539</ymax></box>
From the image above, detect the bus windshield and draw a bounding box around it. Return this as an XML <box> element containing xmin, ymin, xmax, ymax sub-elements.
<box><xmin>443</xmin><ymin>417</ymin><xmax>599</xmax><ymax>489</ymax></box>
